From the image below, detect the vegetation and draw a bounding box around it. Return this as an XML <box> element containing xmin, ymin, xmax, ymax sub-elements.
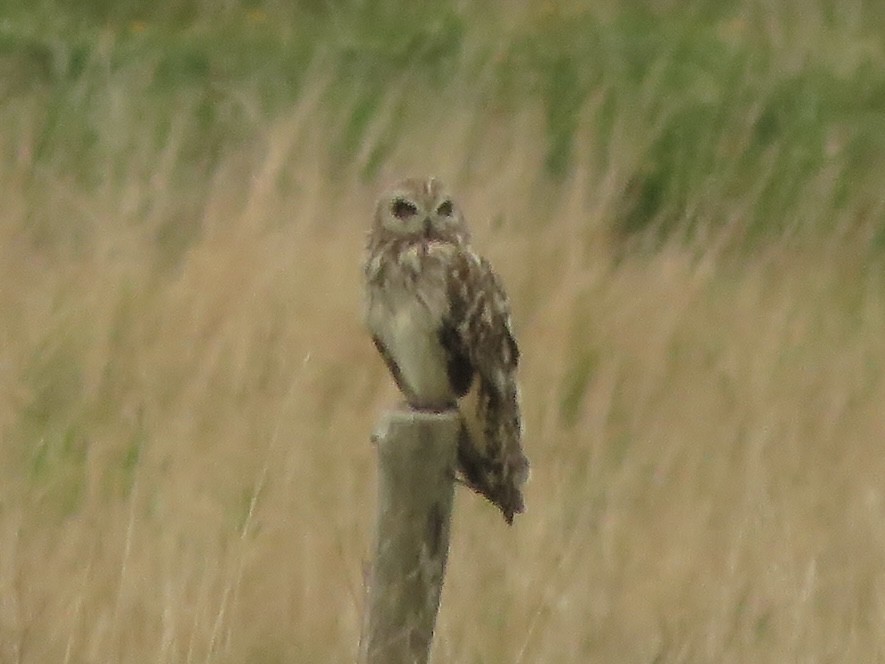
<box><xmin>1</xmin><ymin>1</ymin><xmax>884</xmax><ymax>661</ymax></box>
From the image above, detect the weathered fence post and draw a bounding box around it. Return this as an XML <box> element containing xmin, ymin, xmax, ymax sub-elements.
<box><xmin>359</xmin><ymin>407</ymin><xmax>460</xmax><ymax>664</ymax></box>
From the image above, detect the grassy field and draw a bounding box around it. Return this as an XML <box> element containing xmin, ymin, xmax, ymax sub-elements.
<box><xmin>2</xmin><ymin>1</ymin><xmax>885</xmax><ymax>662</ymax></box>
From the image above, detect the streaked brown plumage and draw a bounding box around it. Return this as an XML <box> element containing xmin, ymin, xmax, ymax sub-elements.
<box><xmin>363</xmin><ymin>177</ymin><xmax>529</xmax><ymax>523</ymax></box>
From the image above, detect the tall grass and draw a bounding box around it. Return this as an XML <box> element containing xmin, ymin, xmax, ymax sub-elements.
<box><xmin>1</xmin><ymin>1</ymin><xmax>885</xmax><ymax>661</ymax></box>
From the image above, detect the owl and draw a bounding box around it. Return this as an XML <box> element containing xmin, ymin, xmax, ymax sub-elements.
<box><xmin>363</xmin><ymin>176</ymin><xmax>529</xmax><ymax>524</ymax></box>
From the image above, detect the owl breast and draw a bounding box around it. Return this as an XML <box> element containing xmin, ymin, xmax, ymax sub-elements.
<box><xmin>365</xmin><ymin>244</ymin><xmax>456</xmax><ymax>408</ymax></box>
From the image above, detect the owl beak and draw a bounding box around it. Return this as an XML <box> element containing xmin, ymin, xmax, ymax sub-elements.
<box><xmin>423</xmin><ymin>217</ymin><xmax>432</xmax><ymax>236</ymax></box>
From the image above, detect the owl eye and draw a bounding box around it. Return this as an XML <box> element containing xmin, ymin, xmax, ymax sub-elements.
<box><xmin>392</xmin><ymin>198</ymin><xmax>418</xmax><ymax>220</ymax></box>
<box><xmin>436</xmin><ymin>199</ymin><xmax>454</xmax><ymax>217</ymax></box>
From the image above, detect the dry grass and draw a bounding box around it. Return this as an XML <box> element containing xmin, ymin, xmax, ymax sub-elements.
<box><xmin>2</xmin><ymin>87</ymin><xmax>885</xmax><ymax>664</ymax></box>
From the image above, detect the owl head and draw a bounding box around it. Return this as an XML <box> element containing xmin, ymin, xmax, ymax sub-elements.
<box><xmin>373</xmin><ymin>177</ymin><xmax>469</xmax><ymax>244</ymax></box>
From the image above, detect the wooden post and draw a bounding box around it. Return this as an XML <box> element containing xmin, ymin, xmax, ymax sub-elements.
<box><xmin>359</xmin><ymin>408</ymin><xmax>460</xmax><ymax>664</ymax></box>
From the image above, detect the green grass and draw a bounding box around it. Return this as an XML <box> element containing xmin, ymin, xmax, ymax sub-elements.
<box><xmin>2</xmin><ymin>1</ymin><xmax>885</xmax><ymax>662</ymax></box>
<box><xmin>3</xmin><ymin>1</ymin><xmax>885</xmax><ymax>247</ymax></box>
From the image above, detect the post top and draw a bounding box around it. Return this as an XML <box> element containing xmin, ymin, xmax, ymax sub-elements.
<box><xmin>372</xmin><ymin>406</ymin><xmax>462</xmax><ymax>445</ymax></box>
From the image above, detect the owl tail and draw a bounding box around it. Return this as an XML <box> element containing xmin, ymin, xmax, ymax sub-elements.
<box><xmin>455</xmin><ymin>384</ymin><xmax>529</xmax><ymax>524</ymax></box>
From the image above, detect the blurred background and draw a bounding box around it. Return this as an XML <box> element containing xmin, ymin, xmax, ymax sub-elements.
<box><xmin>1</xmin><ymin>0</ymin><xmax>885</xmax><ymax>661</ymax></box>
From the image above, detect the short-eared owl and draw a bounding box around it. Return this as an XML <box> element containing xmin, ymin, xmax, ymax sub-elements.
<box><xmin>363</xmin><ymin>177</ymin><xmax>529</xmax><ymax>523</ymax></box>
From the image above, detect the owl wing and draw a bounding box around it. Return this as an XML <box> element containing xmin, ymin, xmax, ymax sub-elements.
<box><xmin>442</xmin><ymin>249</ymin><xmax>529</xmax><ymax>523</ymax></box>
